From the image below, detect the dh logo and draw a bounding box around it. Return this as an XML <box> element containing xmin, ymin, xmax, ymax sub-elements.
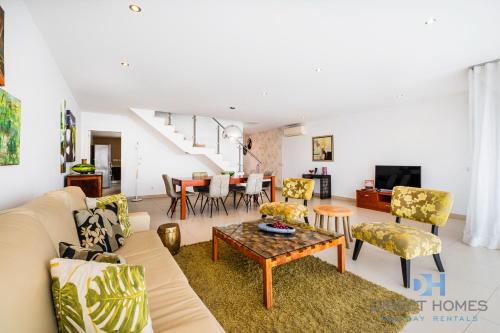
<box><xmin>413</xmin><ymin>273</ymin><xmax>446</xmax><ymax>296</ymax></box>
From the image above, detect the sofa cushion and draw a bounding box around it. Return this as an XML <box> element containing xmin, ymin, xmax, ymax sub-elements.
<box><xmin>351</xmin><ymin>222</ymin><xmax>442</xmax><ymax>259</ymax></box>
<box><xmin>61</xmin><ymin>186</ymin><xmax>87</xmax><ymax>211</ymax></box>
<box><xmin>115</xmin><ymin>231</ymin><xmax>188</xmax><ymax>289</ymax></box>
<box><xmin>260</xmin><ymin>201</ymin><xmax>309</xmax><ymax>222</ymax></box>
<box><xmin>23</xmin><ymin>190</ymin><xmax>80</xmax><ymax>249</ymax></box>
<box><xmin>59</xmin><ymin>242</ymin><xmax>126</xmax><ymax>264</ymax></box>
<box><xmin>148</xmin><ymin>282</ymin><xmax>224</xmax><ymax>333</ymax></box>
<box><xmin>0</xmin><ymin>209</ymin><xmax>59</xmax><ymax>333</ymax></box>
<box><xmin>50</xmin><ymin>258</ymin><xmax>153</xmax><ymax>333</ymax></box>
<box><xmin>74</xmin><ymin>204</ymin><xmax>125</xmax><ymax>252</ymax></box>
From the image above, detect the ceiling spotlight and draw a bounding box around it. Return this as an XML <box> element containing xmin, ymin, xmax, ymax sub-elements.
<box><xmin>398</xmin><ymin>93</ymin><xmax>405</xmax><ymax>98</ymax></box>
<box><xmin>129</xmin><ymin>4</ymin><xmax>142</xmax><ymax>12</ymax></box>
<box><xmin>229</xmin><ymin>106</ymin><xmax>236</xmax><ymax>110</ymax></box>
<box><xmin>120</xmin><ymin>61</ymin><xmax>130</xmax><ymax>67</ymax></box>
<box><xmin>314</xmin><ymin>68</ymin><xmax>322</xmax><ymax>73</ymax></box>
<box><xmin>425</xmin><ymin>17</ymin><xmax>437</xmax><ymax>25</ymax></box>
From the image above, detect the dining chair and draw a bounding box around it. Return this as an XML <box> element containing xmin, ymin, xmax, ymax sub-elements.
<box><xmin>192</xmin><ymin>171</ymin><xmax>209</xmax><ymax>210</ymax></box>
<box><xmin>201</xmin><ymin>175</ymin><xmax>230</xmax><ymax>218</ymax></box>
<box><xmin>235</xmin><ymin>173</ymin><xmax>264</xmax><ymax>212</ymax></box>
<box><xmin>162</xmin><ymin>174</ymin><xmax>196</xmax><ymax>218</ymax></box>
<box><xmin>261</xmin><ymin>170</ymin><xmax>274</xmax><ymax>202</ymax></box>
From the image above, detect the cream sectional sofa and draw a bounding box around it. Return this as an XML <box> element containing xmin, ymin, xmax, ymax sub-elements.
<box><xmin>0</xmin><ymin>186</ymin><xmax>224</xmax><ymax>333</ymax></box>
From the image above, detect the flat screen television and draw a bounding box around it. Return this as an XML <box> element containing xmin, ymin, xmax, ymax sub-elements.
<box><xmin>375</xmin><ymin>165</ymin><xmax>421</xmax><ymax>191</ymax></box>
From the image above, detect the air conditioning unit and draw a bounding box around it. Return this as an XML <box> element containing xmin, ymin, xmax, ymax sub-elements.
<box><xmin>283</xmin><ymin>124</ymin><xmax>306</xmax><ymax>137</ymax></box>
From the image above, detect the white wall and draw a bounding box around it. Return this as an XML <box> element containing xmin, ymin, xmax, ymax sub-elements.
<box><xmin>80</xmin><ymin>110</ymin><xmax>242</xmax><ymax>197</ymax></box>
<box><xmin>283</xmin><ymin>95</ymin><xmax>470</xmax><ymax>215</ymax></box>
<box><xmin>0</xmin><ymin>0</ymin><xmax>80</xmax><ymax>210</ymax></box>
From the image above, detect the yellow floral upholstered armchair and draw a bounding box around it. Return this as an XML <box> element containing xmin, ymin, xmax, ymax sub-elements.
<box><xmin>351</xmin><ymin>186</ymin><xmax>453</xmax><ymax>288</ymax></box>
<box><xmin>259</xmin><ymin>178</ymin><xmax>315</xmax><ymax>224</ymax></box>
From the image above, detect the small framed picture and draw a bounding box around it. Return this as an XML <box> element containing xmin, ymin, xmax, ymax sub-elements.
<box><xmin>312</xmin><ymin>135</ymin><xmax>334</xmax><ymax>161</ymax></box>
<box><xmin>364</xmin><ymin>180</ymin><xmax>374</xmax><ymax>189</ymax></box>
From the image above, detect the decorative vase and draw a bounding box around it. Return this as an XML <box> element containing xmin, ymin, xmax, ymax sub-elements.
<box><xmin>71</xmin><ymin>159</ymin><xmax>96</xmax><ymax>174</ymax></box>
<box><xmin>157</xmin><ymin>223</ymin><xmax>181</xmax><ymax>255</ymax></box>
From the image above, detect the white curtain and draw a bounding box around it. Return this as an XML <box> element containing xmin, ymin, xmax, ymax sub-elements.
<box><xmin>464</xmin><ymin>60</ymin><xmax>500</xmax><ymax>249</ymax></box>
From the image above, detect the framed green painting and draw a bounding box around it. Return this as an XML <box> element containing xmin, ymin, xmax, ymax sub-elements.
<box><xmin>0</xmin><ymin>88</ymin><xmax>21</xmax><ymax>165</ymax></box>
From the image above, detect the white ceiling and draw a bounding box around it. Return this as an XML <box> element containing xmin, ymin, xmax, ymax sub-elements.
<box><xmin>26</xmin><ymin>0</ymin><xmax>500</xmax><ymax>130</ymax></box>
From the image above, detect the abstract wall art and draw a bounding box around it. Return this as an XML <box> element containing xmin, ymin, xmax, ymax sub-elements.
<box><xmin>312</xmin><ymin>135</ymin><xmax>333</xmax><ymax>161</ymax></box>
<box><xmin>60</xmin><ymin>101</ymin><xmax>66</xmax><ymax>172</ymax></box>
<box><xmin>60</xmin><ymin>100</ymin><xmax>76</xmax><ymax>172</ymax></box>
<box><xmin>64</xmin><ymin>110</ymin><xmax>76</xmax><ymax>162</ymax></box>
<box><xmin>0</xmin><ymin>88</ymin><xmax>21</xmax><ymax>165</ymax></box>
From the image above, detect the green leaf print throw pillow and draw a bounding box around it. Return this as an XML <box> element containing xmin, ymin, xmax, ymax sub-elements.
<box><xmin>50</xmin><ymin>258</ymin><xmax>153</xmax><ymax>333</ymax></box>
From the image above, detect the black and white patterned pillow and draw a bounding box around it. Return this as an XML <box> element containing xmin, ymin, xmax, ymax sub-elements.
<box><xmin>73</xmin><ymin>202</ymin><xmax>125</xmax><ymax>252</ymax></box>
<box><xmin>59</xmin><ymin>242</ymin><xmax>126</xmax><ymax>264</ymax></box>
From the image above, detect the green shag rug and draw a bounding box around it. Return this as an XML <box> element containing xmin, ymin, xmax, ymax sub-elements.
<box><xmin>174</xmin><ymin>241</ymin><xmax>419</xmax><ymax>333</ymax></box>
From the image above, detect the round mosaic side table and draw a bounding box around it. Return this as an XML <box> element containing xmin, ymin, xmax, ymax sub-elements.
<box><xmin>157</xmin><ymin>223</ymin><xmax>181</xmax><ymax>255</ymax></box>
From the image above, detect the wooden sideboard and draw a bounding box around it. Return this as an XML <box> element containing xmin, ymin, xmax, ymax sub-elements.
<box><xmin>356</xmin><ymin>189</ymin><xmax>392</xmax><ymax>213</ymax></box>
<box><xmin>302</xmin><ymin>174</ymin><xmax>332</xmax><ymax>199</ymax></box>
<box><xmin>66</xmin><ymin>174</ymin><xmax>102</xmax><ymax>198</ymax></box>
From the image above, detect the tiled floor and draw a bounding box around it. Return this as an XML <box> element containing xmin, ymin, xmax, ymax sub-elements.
<box><xmin>129</xmin><ymin>194</ymin><xmax>500</xmax><ymax>333</ymax></box>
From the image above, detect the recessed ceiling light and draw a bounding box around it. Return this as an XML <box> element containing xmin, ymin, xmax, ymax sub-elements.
<box><xmin>229</xmin><ymin>106</ymin><xmax>236</xmax><ymax>110</ymax></box>
<box><xmin>398</xmin><ymin>93</ymin><xmax>405</xmax><ymax>98</ymax></box>
<box><xmin>129</xmin><ymin>4</ymin><xmax>142</xmax><ymax>13</ymax></box>
<box><xmin>425</xmin><ymin>17</ymin><xmax>437</xmax><ymax>25</ymax></box>
<box><xmin>262</xmin><ymin>92</ymin><xmax>268</xmax><ymax>96</ymax></box>
<box><xmin>120</xmin><ymin>61</ymin><xmax>130</xmax><ymax>67</ymax></box>
<box><xmin>314</xmin><ymin>68</ymin><xmax>322</xmax><ymax>73</ymax></box>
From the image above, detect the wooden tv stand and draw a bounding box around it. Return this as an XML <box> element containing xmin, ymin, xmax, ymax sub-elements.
<box><xmin>356</xmin><ymin>189</ymin><xmax>392</xmax><ymax>213</ymax></box>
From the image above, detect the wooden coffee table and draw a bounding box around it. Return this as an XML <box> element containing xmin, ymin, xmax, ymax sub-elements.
<box><xmin>212</xmin><ymin>220</ymin><xmax>345</xmax><ymax>309</ymax></box>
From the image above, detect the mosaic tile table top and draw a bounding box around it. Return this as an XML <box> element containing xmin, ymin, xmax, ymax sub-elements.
<box><xmin>213</xmin><ymin>220</ymin><xmax>342</xmax><ymax>259</ymax></box>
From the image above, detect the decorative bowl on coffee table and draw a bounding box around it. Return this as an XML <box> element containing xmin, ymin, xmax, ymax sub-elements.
<box><xmin>258</xmin><ymin>223</ymin><xmax>296</xmax><ymax>234</ymax></box>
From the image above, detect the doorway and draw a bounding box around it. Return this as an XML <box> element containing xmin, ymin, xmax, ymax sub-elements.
<box><xmin>90</xmin><ymin>131</ymin><xmax>121</xmax><ymax>196</ymax></box>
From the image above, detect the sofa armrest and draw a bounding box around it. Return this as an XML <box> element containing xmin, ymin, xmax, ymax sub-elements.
<box><xmin>129</xmin><ymin>212</ymin><xmax>150</xmax><ymax>232</ymax></box>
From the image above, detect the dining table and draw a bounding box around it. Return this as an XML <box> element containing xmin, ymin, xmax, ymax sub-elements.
<box><xmin>171</xmin><ymin>175</ymin><xmax>276</xmax><ymax>220</ymax></box>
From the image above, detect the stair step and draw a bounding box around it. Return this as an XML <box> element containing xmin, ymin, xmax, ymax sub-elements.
<box><xmin>130</xmin><ymin>108</ymin><xmax>235</xmax><ymax>172</ymax></box>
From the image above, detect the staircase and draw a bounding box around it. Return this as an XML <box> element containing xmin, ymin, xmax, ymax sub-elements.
<box><xmin>130</xmin><ymin>108</ymin><xmax>237</xmax><ymax>171</ymax></box>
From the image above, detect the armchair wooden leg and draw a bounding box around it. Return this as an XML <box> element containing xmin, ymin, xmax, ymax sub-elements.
<box><xmin>401</xmin><ymin>258</ymin><xmax>411</xmax><ymax>288</ymax></box>
<box><xmin>433</xmin><ymin>254</ymin><xmax>445</xmax><ymax>272</ymax></box>
<box><xmin>304</xmin><ymin>216</ymin><xmax>309</xmax><ymax>225</ymax></box>
<box><xmin>352</xmin><ymin>240</ymin><xmax>363</xmax><ymax>260</ymax></box>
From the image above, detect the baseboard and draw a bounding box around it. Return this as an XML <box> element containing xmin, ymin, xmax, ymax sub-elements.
<box><xmin>449</xmin><ymin>213</ymin><xmax>466</xmax><ymax>221</ymax></box>
<box><xmin>127</xmin><ymin>194</ymin><xmax>168</xmax><ymax>200</ymax></box>
<box><xmin>332</xmin><ymin>195</ymin><xmax>356</xmax><ymax>203</ymax></box>
<box><xmin>129</xmin><ymin>192</ymin><xmax>467</xmax><ymax>220</ymax></box>
<box><xmin>312</xmin><ymin>194</ymin><xmax>466</xmax><ymax>220</ymax></box>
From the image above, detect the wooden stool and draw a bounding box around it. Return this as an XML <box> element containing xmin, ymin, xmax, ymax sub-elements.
<box><xmin>313</xmin><ymin>205</ymin><xmax>354</xmax><ymax>248</ymax></box>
